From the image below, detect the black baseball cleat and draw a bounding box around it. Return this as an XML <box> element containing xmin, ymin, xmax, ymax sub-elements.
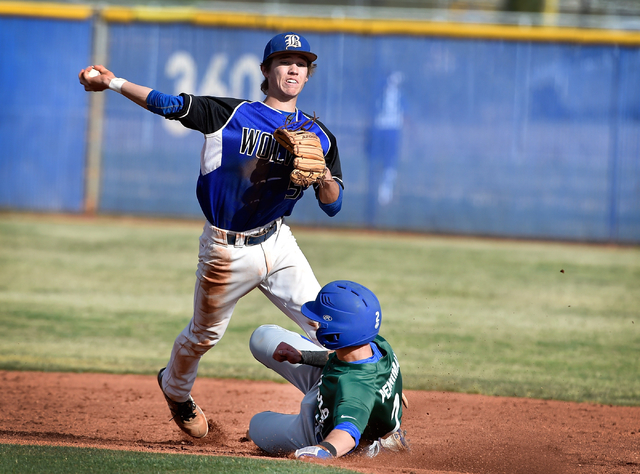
<box><xmin>157</xmin><ymin>367</ymin><xmax>208</xmax><ymax>438</ymax></box>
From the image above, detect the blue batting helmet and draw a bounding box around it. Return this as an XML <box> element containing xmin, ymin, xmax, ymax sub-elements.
<box><xmin>301</xmin><ymin>281</ymin><xmax>381</xmax><ymax>350</ymax></box>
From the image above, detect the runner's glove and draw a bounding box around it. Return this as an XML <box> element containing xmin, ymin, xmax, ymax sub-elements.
<box><xmin>294</xmin><ymin>445</ymin><xmax>333</xmax><ymax>459</ymax></box>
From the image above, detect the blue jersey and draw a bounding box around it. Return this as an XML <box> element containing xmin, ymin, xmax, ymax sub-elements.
<box><xmin>162</xmin><ymin>94</ymin><xmax>343</xmax><ymax>232</ymax></box>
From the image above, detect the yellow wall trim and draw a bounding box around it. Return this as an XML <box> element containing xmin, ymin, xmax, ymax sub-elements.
<box><xmin>0</xmin><ymin>1</ymin><xmax>92</xmax><ymax>20</ymax></box>
<box><xmin>101</xmin><ymin>6</ymin><xmax>640</xmax><ymax>45</ymax></box>
<box><xmin>2</xmin><ymin>2</ymin><xmax>640</xmax><ymax>45</ymax></box>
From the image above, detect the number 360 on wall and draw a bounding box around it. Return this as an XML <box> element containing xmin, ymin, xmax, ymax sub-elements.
<box><xmin>163</xmin><ymin>51</ymin><xmax>263</xmax><ymax>137</ymax></box>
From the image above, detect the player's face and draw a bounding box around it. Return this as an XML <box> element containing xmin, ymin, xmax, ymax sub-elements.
<box><xmin>264</xmin><ymin>53</ymin><xmax>310</xmax><ymax>99</ymax></box>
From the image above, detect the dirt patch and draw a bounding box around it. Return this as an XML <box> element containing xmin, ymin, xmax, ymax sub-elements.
<box><xmin>1</xmin><ymin>370</ymin><xmax>638</xmax><ymax>474</ymax></box>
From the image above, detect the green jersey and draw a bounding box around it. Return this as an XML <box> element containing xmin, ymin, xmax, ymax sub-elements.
<box><xmin>314</xmin><ymin>335</ymin><xmax>403</xmax><ymax>443</ymax></box>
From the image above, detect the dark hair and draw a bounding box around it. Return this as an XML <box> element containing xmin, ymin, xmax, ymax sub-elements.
<box><xmin>260</xmin><ymin>57</ymin><xmax>317</xmax><ymax>95</ymax></box>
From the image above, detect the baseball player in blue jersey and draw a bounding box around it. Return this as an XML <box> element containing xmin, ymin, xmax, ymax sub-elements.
<box><xmin>248</xmin><ymin>281</ymin><xmax>409</xmax><ymax>459</ymax></box>
<box><xmin>79</xmin><ymin>32</ymin><xmax>343</xmax><ymax>439</ymax></box>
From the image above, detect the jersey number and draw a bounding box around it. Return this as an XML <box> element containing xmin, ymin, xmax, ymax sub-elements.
<box><xmin>391</xmin><ymin>393</ymin><xmax>401</xmax><ymax>432</ymax></box>
<box><xmin>285</xmin><ymin>181</ymin><xmax>304</xmax><ymax>200</ymax></box>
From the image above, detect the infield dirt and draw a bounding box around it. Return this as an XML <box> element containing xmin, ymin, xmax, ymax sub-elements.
<box><xmin>0</xmin><ymin>370</ymin><xmax>638</xmax><ymax>474</ymax></box>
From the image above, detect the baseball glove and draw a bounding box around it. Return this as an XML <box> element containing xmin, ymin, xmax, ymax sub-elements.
<box><xmin>274</xmin><ymin>115</ymin><xmax>327</xmax><ymax>188</ymax></box>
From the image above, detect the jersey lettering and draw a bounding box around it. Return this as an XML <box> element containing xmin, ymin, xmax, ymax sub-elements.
<box><xmin>314</xmin><ymin>377</ymin><xmax>330</xmax><ymax>438</ymax></box>
<box><xmin>275</xmin><ymin>148</ymin><xmax>291</xmax><ymax>165</ymax></box>
<box><xmin>316</xmin><ymin>387</ymin><xmax>330</xmax><ymax>425</ymax></box>
<box><xmin>256</xmin><ymin>133</ymin><xmax>275</xmax><ymax>160</ymax></box>
<box><xmin>378</xmin><ymin>354</ymin><xmax>400</xmax><ymax>403</ymax></box>
<box><xmin>240</xmin><ymin>128</ymin><xmax>261</xmax><ymax>155</ymax></box>
<box><xmin>242</xmin><ymin>129</ymin><xmax>293</xmax><ymax>166</ymax></box>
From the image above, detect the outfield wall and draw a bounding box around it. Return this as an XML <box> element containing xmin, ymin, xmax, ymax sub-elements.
<box><xmin>1</xmin><ymin>6</ymin><xmax>93</xmax><ymax>213</ymax></box>
<box><xmin>1</xmin><ymin>3</ymin><xmax>639</xmax><ymax>243</ymax></box>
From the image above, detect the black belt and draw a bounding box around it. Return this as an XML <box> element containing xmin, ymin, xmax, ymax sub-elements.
<box><xmin>226</xmin><ymin>222</ymin><xmax>277</xmax><ymax>246</ymax></box>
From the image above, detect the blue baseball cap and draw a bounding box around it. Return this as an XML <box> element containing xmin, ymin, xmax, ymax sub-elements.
<box><xmin>262</xmin><ymin>32</ymin><xmax>317</xmax><ymax>63</ymax></box>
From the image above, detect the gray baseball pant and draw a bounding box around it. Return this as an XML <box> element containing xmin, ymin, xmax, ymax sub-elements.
<box><xmin>248</xmin><ymin>324</ymin><xmax>325</xmax><ymax>454</ymax></box>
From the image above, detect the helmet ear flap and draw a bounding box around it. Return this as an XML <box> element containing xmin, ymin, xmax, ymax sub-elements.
<box><xmin>324</xmin><ymin>334</ymin><xmax>340</xmax><ymax>345</ymax></box>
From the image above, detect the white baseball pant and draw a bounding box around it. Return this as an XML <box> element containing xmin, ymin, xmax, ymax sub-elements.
<box><xmin>160</xmin><ymin>219</ymin><xmax>322</xmax><ymax>402</ymax></box>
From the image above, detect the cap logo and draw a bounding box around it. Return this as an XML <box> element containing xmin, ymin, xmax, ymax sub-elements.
<box><xmin>322</xmin><ymin>315</ymin><xmax>332</xmax><ymax>321</ymax></box>
<box><xmin>375</xmin><ymin>311</ymin><xmax>380</xmax><ymax>329</ymax></box>
<box><xmin>284</xmin><ymin>34</ymin><xmax>302</xmax><ymax>49</ymax></box>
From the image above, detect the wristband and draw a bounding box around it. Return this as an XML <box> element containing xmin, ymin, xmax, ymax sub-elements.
<box><xmin>318</xmin><ymin>441</ymin><xmax>337</xmax><ymax>457</ymax></box>
<box><xmin>108</xmin><ymin>77</ymin><xmax>128</xmax><ymax>94</ymax></box>
<box><xmin>299</xmin><ymin>350</ymin><xmax>329</xmax><ymax>367</ymax></box>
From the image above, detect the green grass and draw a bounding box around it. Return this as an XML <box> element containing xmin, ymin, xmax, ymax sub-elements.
<box><xmin>0</xmin><ymin>212</ymin><xmax>639</xmax><ymax>405</ymax></box>
<box><xmin>0</xmin><ymin>444</ymin><xmax>358</xmax><ymax>474</ymax></box>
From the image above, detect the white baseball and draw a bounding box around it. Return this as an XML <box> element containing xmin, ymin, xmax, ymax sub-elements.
<box><xmin>88</xmin><ymin>68</ymin><xmax>100</xmax><ymax>78</ymax></box>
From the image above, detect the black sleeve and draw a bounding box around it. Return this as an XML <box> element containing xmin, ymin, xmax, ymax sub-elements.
<box><xmin>316</xmin><ymin>119</ymin><xmax>343</xmax><ymax>188</ymax></box>
<box><xmin>164</xmin><ymin>94</ymin><xmax>246</xmax><ymax>135</ymax></box>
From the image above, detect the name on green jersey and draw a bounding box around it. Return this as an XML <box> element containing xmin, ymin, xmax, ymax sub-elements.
<box><xmin>379</xmin><ymin>353</ymin><xmax>400</xmax><ymax>403</ymax></box>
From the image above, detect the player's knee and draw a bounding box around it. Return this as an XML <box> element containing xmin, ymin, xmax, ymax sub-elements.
<box><xmin>247</xmin><ymin>413</ymin><xmax>260</xmax><ymax>440</ymax></box>
<box><xmin>248</xmin><ymin>411</ymin><xmax>286</xmax><ymax>454</ymax></box>
<box><xmin>249</xmin><ymin>324</ymin><xmax>281</xmax><ymax>361</ymax></box>
<box><xmin>248</xmin><ymin>412</ymin><xmax>269</xmax><ymax>449</ymax></box>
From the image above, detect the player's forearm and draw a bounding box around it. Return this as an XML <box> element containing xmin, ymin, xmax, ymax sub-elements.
<box><xmin>119</xmin><ymin>81</ymin><xmax>153</xmax><ymax>110</ymax></box>
<box><xmin>78</xmin><ymin>65</ymin><xmax>151</xmax><ymax>109</ymax></box>
<box><xmin>294</xmin><ymin>429</ymin><xmax>355</xmax><ymax>460</ymax></box>
<box><xmin>317</xmin><ymin>178</ymin><xmax>340</xmax><ymax>204</ymax></box>
<box><xmin>321</xmin><ymin>429</ymin><xmax>356</xmax><ymax>457</ymax></box>
<box><xmin>317</xmin><ymin>178</ymin><xmax>342</xmax><ymax>217</ymax></box>
<box><xmin>317</xmin><ymin>168</ymin><xmax>341</xmax><ymax>204</ymax></box>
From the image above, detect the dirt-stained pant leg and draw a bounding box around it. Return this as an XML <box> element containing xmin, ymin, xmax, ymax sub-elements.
<box><xmin>161</xmin><ymin>220</ymin><xmax>324</xmax><ymax>402</ymax></box>
<box><xmin>248</xmin><ymin>325</ymin><xmax>323</xmax><ymax>453</ymax></box>
<box><xmin>162</xmin><ymin>223</ymin><xmax>268</xmax><ymax>402</ymax></box>
<box><xmin>249</xmin><ymin>390</ymin><xmax>319</xmax><ymax>454</ymax></box>
<box><xmin>258</xmin><ymin>221</ymin><xmax>322</xmax><ymax>344</ymax></box>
